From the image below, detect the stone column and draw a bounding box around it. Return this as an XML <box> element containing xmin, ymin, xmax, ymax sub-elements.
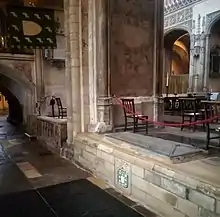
<box><xmin>96</xmin><ymin>0</ymin><xmax>112</xmax><ymax>132</ymax></box>
<box><xmin>199</xmin><ymin>33</ymin><xmax>206</xmax><ymax>91</ymax></box>
<box><xmin>65</xmin><ymin>0</ymin><xmax>81</xmax><ymax>139</ymax></box>
<box><xmin>34</xmin><ymin>49</ymin><xmax>44</xmax><ymax>101</ymax></box>
<box><xmin>153</xmin><ymin>0</ymin><xmax>164</xmax><ymax>123</ymax></box>
<box><xmin>203</xmin><ymin>34</ymin><xmax>210</xmax><ymax>91</ymax></box>
<box><xmin>87</xmin><ymin>0</ymin><xmax>112</xmax><ymax>132</ymax></box>
<box><xmin>88</xmin><ymin>0</ymin><xmax>97</xmax><ymax>129</ymax></box>
<box><xmin>188</xmin><ymin>34</ymin><xmax>195</xmax><ymax>92</ymax></box>
<box><xmin>64</xmin><ymin>0</ymin><xmax>73</xmax><ymax>144</ymax></box>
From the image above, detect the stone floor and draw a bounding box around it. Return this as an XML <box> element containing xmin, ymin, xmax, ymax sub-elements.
<box><xmin>0</xmin><ymin>117</ymin><xmax>157</xmax><ymax>217</ymax></box>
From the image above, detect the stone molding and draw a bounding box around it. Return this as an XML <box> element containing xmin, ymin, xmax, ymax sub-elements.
<box><xmin>0</xmin><ymin>53</ymin><xmax>34</xmax><ymax>61</ymax></box>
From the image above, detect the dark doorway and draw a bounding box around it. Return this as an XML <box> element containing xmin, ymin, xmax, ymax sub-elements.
<box><xmin>0</xmin><ymin>86</ymin><xmax>23</xmax><ymax>125</ymax></box>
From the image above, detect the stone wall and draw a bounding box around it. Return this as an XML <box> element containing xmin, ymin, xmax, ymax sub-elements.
<box><xmin>110</xmin><ymin>0</ymin><xmax>155</xmax><ymax>97</ymax></box>
<box><xmin>44</xmin><ymin>61</ymin><xmax>66</xmax><ymax>105</ymax></box>
<box><xmin>62</xmin><ymin>134</ymin><xmax>220</xmax><ymax>217</ymax></box>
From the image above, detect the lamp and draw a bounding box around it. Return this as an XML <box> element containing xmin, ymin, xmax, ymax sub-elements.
<box><xmin>23</xmin><ymin>0</ymin><xmax>38</xmax><ymax>7</ymax></box>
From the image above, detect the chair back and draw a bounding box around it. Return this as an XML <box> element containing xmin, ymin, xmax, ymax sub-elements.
<box><xmin>55</xmin><ymin>97</ymin><xmax>63</xmax><ymax>109</ymax></box>
<box><xmin>121</xmin><ymin>98</ymin><xmax>135</xmax><ymax>116</ymax></box>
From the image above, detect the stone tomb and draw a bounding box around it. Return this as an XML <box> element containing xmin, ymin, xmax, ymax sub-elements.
<box><xmin>62</xmin><ymin>133</ymin><xmax>220</xmax><ymax>217</ymax></box>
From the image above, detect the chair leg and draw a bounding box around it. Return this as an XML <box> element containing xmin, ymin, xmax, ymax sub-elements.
<box><xmin>206</xmin><ymin>123</ymin><xmax>210</xmax><ymax>150</ymax></box>
<box><xmin>193</xmin><ymin>115</ymin><xmax>196</xmax><ymax>132</ymax></box>
<box><xmin>145</xmin><ymin>119</ymin><xmax>148</xmax><ymax>134</ymax></box>
<box><xmin>202</xmin><ymin>115</ymin><xmax>205</xmax><ymax>131</ymax></box>
<box><xmin>124</xmin><ymin>118</ymin><xmax>127</xmax><ymax>131</ymax></box>
<box><xmin>181</xmin><ymin>114</ymin><xmax>184</xmax><ymax>131</ymax></box>
<box><xmin>133</xmin><ymin>118</ymin><xmax>137</xmax><ymax>133</ymax></box>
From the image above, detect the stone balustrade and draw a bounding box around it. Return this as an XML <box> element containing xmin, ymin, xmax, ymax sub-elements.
<box><xmin>27</xmin><ymin>115</ymin><xmax>67</xmax><ymax>152</ymax></box>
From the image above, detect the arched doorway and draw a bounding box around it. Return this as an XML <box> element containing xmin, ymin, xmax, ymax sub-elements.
<box><xmin>208</xmin><ymin>18</ymin><xmax>220</xmax><ymax>92</ymax></box>
<box><xmin>0</xmin><ymin>64</ymin><xmax>35</xmax><ymax>134</ymax></box>
<box><xmin>164</xmin><ymin>29</ymin><xmax>190</xmax><ymax>94</ymax></box>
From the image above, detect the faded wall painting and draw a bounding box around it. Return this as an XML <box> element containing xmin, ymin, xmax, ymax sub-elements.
<box><xmin>110</xmin><ymin>0</ymin><xmax>155</xmax><ymax>96</ymax></box>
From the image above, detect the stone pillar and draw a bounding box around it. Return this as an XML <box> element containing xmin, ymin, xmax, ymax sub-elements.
<box><xmin>34</xmin><ymin>49</ymin><xmax>44</xmax><ymax>101</ymax></box>
<box><xmin>65</xmin><ymin>0</ymin><xmax>81</xmax><ymax>139</ymax></box>
<box><xmin>199</xmin><ymin>34</ymin><xmax>206</xmax><ymax>91</ymax></box>
<box><xmin>165</xmin><ymin>49</ymin><xmax>172</xmax><ymax>76</ymax></box>
<box><xmin>96</xmin><ymin>0</ymin><xmax>112</xmax><ymax>132</ymax></box>
<box><xmin>88</xmin><ymin>0</ymin><xmax>98</xmax><ymax>129</ymax></box>
<box><xmin>188</xmin><ymin>34</ymin><xmax>195</xmax><ymax>92</ymax></box>
<box><xmin>64</xmin><ymin>0</ymin><xmax>73</xmax><ymax>144</ymax></box>
<box><xmin>88</xmin><ymin>0</ymin><xmax>112</xmax><ymax>132</ymax></box>
<box><xmin>203</xmin><ymin>34</ymin><xmax>210</xmax><ymax>91</ymax></box>
<box><xmin>153</xmin><ymin>0</ymin><xmax>164</xmax><ymax>123</ymax></box>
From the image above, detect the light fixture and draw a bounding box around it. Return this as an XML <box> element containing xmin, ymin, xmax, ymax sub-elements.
<box><xmin>26</xmin><ymin>0</ymin><xmax>38</xmax><ymax>7</ymax></box>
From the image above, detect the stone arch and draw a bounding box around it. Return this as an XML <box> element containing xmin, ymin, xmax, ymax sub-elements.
<box><xmin>206</xmin><ymin>14</ymin><xmax>220</xmax><ymax>92</ymax></box>
<box><xmin>164</xmin><ymin>25</ymin><xmax>191</xmax><ymax>37</ymax></box>
<box><xmin>0</xmin><ymin>64</ymin><xmax>35</xmax><ymax>93</ymax></box>
<box><xmin>164</xmin><ymin>29</ymin><xmax>190</xmax><ymax>49</ymax></box>
<box><xmin>164</xmin><ymin>28</ymin><xmax>190</xmax><ymax>93</ymax></box>
<box><xmin>206</xmin><ymin>11</ymin><xmax>220</xmax><ymax>35</ymax></box>
<box><xmin>0</xmin><ymin>64</ymin><xmax>35</xmax><ymax>123</ymax></box>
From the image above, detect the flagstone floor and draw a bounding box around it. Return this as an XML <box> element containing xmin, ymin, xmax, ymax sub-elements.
<box><xmin>0</xmin><ymin>117</ymin><xmax>157</xmax><ymax>217</ymax></box>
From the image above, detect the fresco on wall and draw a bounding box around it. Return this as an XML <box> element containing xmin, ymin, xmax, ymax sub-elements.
<box><xmin>110</xmin><ymin>0</ymin><xmax>155</xmax><ymax>96</ymax></box>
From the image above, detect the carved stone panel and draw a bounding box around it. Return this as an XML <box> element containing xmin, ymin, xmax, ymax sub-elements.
<box><xmin>164</xmin><ymin>7</ymin><xmax>193</xmax><ymax>31</ymax></box>
<box><xmin>0</xmin><ymin>59</ymin><xmax>33</xmax><ymax>84</ymax></box>
<box><xmin>164</xmin><ymin>0</ymin><xmax>202</xmax><ymax>15</ymax></box>
<box><xmin>13</xmin><ymin>62</ymin><xmax>33</xmax><ymax>82</ymax></box>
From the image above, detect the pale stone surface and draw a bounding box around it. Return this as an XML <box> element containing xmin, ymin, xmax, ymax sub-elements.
<box><xmin>113</xmin><ymin>149</ymin><xmax>136</xmax><ymax>164</ymax></box>
<box><xmin>174</xmin><ymin>172</ymin><xmax>199</xmax><ymax>189</ymax></box>
<box><xmin>160</xmin><ymin>177</ymin><xmax>186</xmax><ymax>198</ymax></box>
<box><xmin>85</xmin><ymin>144</ymin><xmax>97</xmax><ymax>155</ymax></box>
<box><xmin>144</xmin><ymin>170</ymin><xmax>161</xmax><ymax>186</ymax></box>
<box><xmin>132</xmin><ymin>174</ymin><xmax>148</xmax><ymax>192</ymax></box>
<box><xmin>145</xmin><ymin>193</ymin><xmax>185</xmax><ymax>217</ymax></box>
<box><xmin>132</xmin><ymin>165</ymin><xmax>144</xmax><ymax>179</ymax></box>
<box><xmin>153</xmin><ymin>165</ymin><xmax>175</xmax><ymax>178</ymax></box>
<box><xmin>97</xmin><ymin>144</ymin><xmax>113</xmax><ymax>154</ymax></box>
<box><xmin>199</xmin><ymin>207</ymin><xmax>220</xmax><ymax>217</ymax></box>
<box><xmin>97</xmin><ymin>150</ymin><xmax>114</xmax><ymax>164</ymax></box>
<box><xmin>82</xmin><ymin>150</ymin><xmax>96</xmax><ymax>167</ymax></box>
<box><xmin>188</xmin><ymin>189</ymin><xmax>215</xmax><ymax>211</ymax></box>
<box><xmin>176</xmin><ymin>197</ymin><xmax>199</xmax><ymax>217</ymax></box>
<box><xmin>131</xmin><ymin>185</ymin><xmax>146</xmax><ymax>202</ymax></box>
<box><xmin>216</xmin><ymin>200</ymin><xmax>220</xmax><ymax>214</ymax></box>
<box><xmin>146</xmin><ymin>182</ymin><xmax>178</xmax><ymax>207</ymax></box>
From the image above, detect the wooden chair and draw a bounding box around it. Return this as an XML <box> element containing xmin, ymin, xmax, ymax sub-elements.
<box><xmin>204</xmin><ymin>101</ymin><xmax>220</xmax><ymax>149</ymax></box>
<box><xmin>121</xmin><ymin>98</ymin><xmax>148</xmax><ymax>134</ymax></box>
<box><xmin>180</xmin><ymin>98</ymin><xmax>204</xmax><ymax>132</ymax></box>
<box><xmin>55</xmin><ymin>97</ymin><xmax>67</xmax><ymax>118</ymax></box>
